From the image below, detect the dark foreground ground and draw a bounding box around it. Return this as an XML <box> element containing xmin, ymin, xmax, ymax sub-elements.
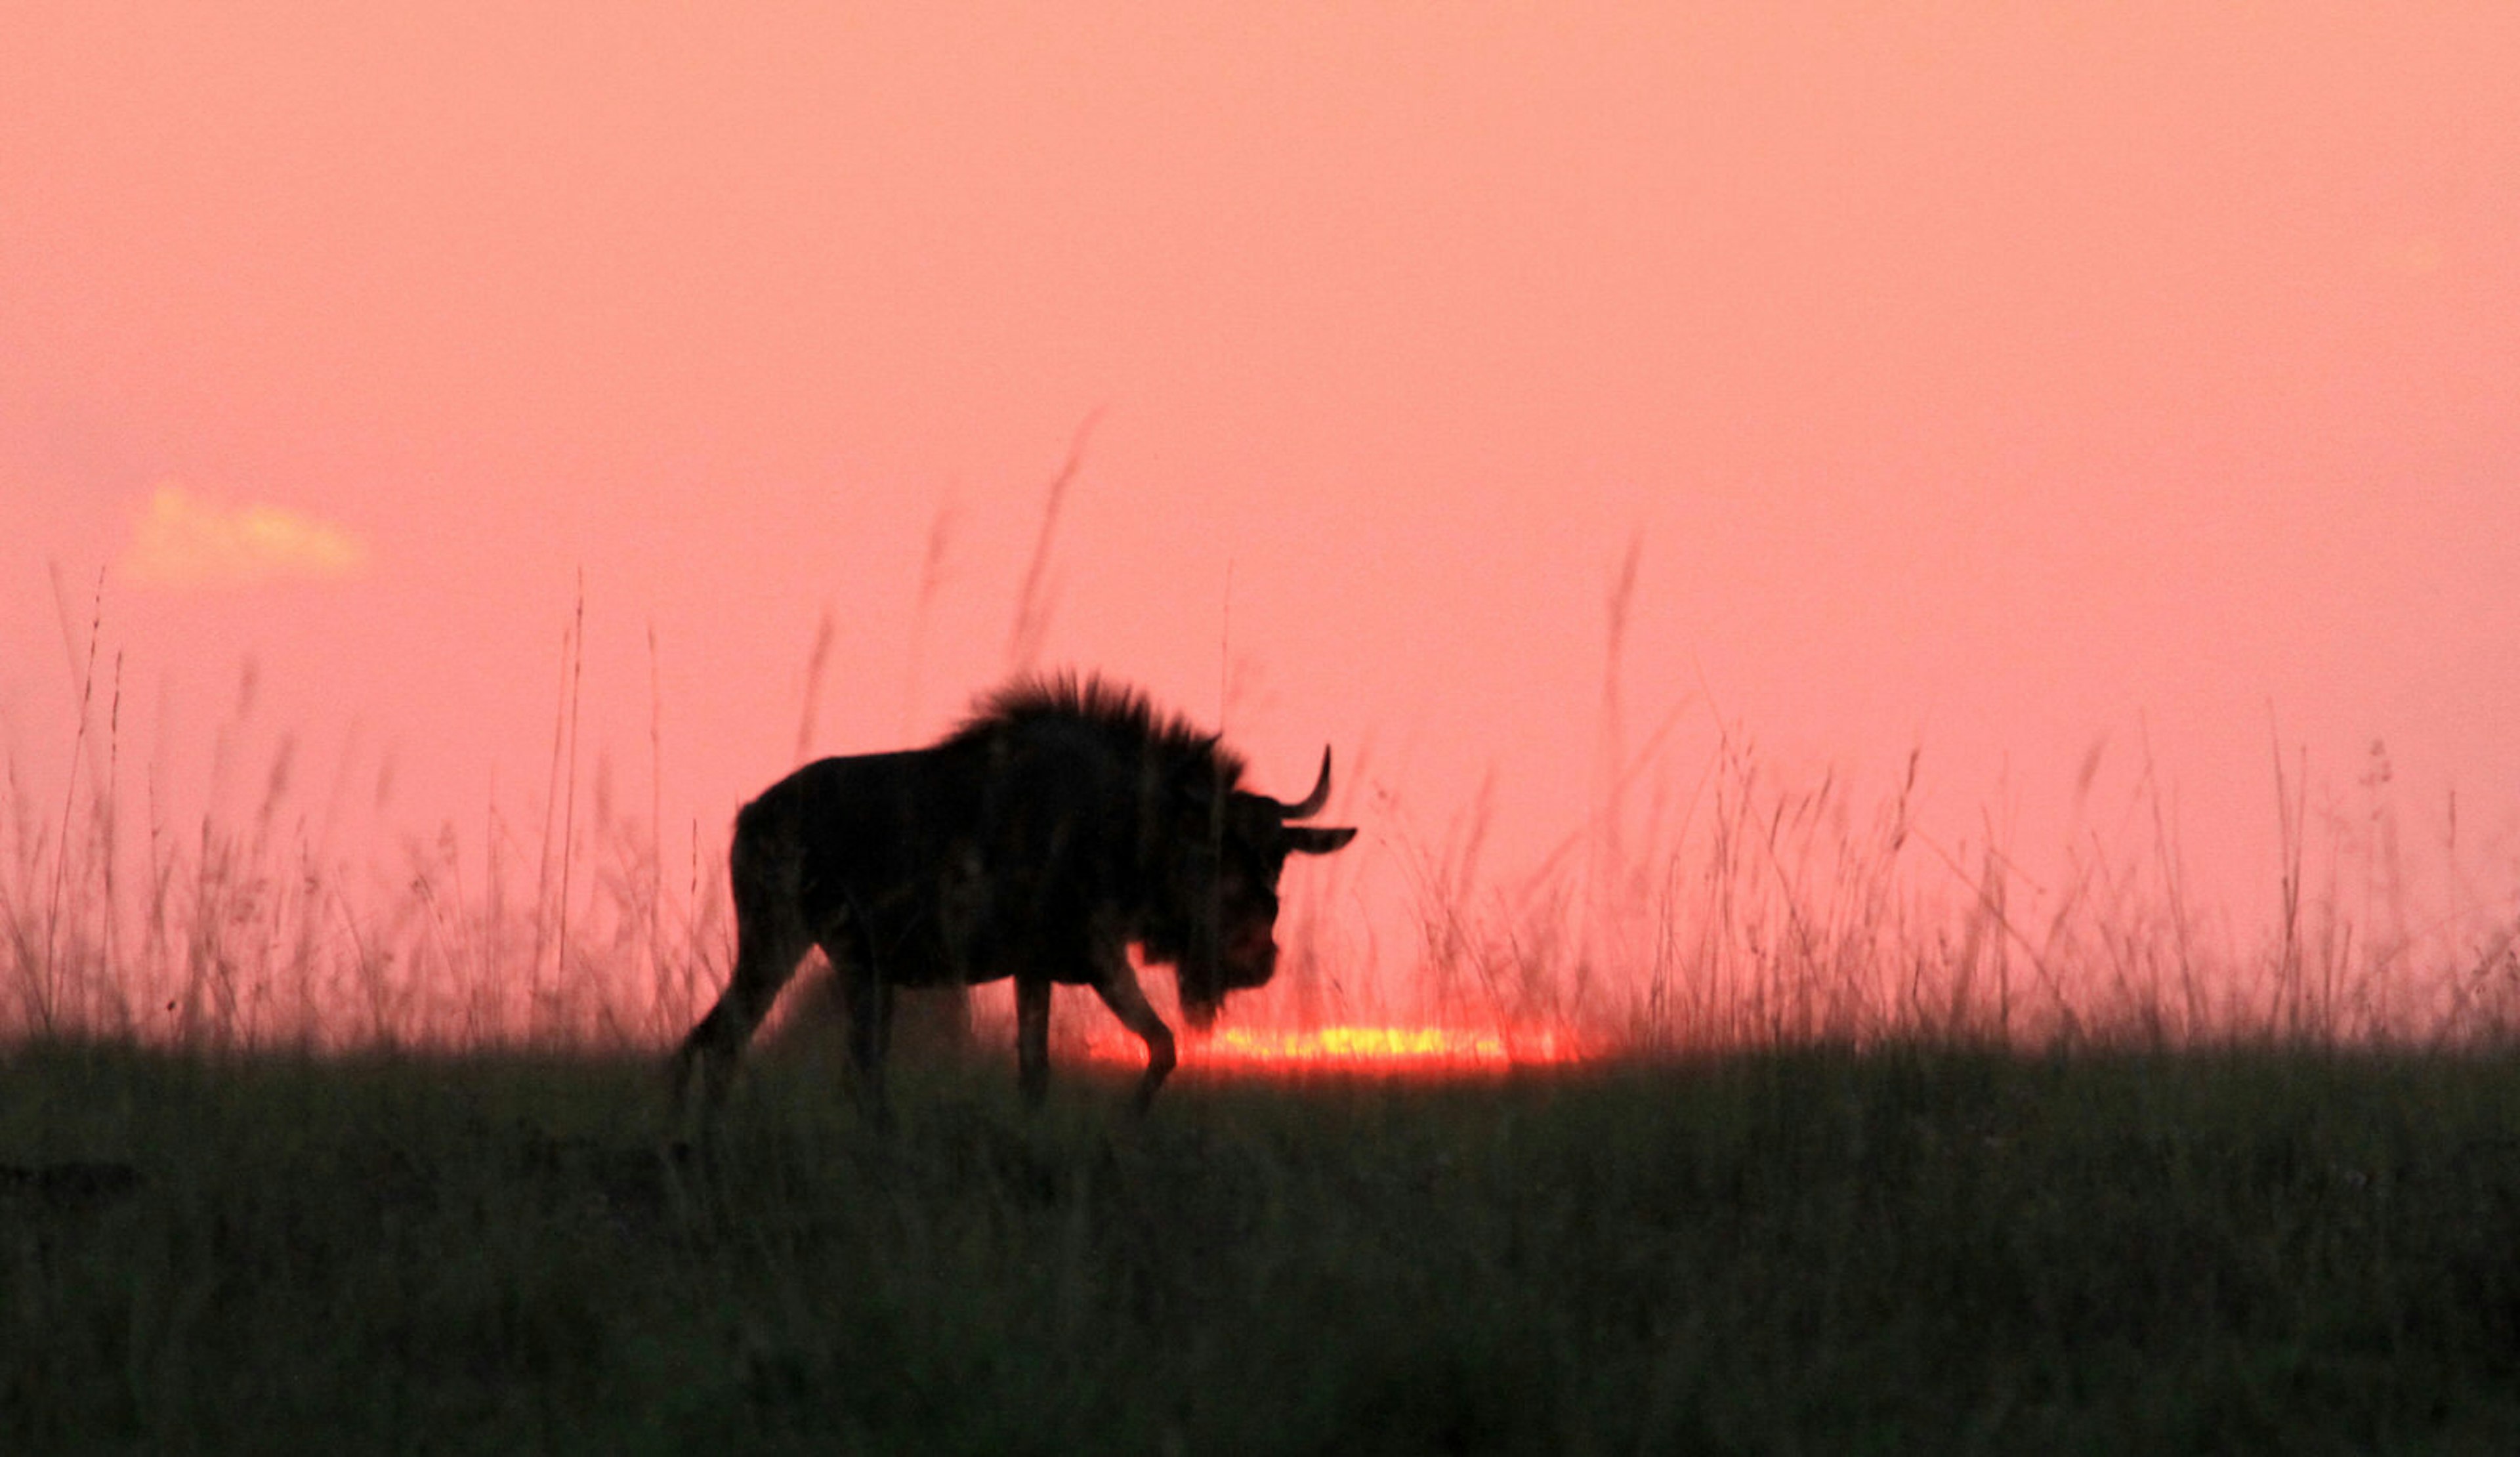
<box><xmin>5</xmin><ymin>1038</ymin><xmax>2520</xmax><ymax>1455</ymax></box>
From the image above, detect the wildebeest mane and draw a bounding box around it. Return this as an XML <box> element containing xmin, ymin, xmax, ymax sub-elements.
<box><xmin>947</xmin><ymin>671</ymin><xmax>1248</xmax><ymax>788</ymax></box>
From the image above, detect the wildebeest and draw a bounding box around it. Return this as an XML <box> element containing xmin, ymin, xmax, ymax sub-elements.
<box><xmin>672</xmin><ymin>673</ymin><xmax>1356</xmax><ymax>1116</ymax></box>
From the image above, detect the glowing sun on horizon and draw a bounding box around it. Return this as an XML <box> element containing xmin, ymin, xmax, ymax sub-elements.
<box><xmin>1084</xmin><ymin>1023</ymin><xmax>1590</xmax><ymax>1075</ymax></box>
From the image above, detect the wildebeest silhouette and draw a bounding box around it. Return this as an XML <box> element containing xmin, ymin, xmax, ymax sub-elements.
<box><xmin>673</xmin><ymin>673</ymin><xmax>1356</xmax><ymax>1116</ymax></box>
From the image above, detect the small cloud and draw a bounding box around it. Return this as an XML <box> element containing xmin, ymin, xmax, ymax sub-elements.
<box><xmin>119</xmin><ymin>484</ymin><xmax>368</xmax><ymax>588</ymax></box>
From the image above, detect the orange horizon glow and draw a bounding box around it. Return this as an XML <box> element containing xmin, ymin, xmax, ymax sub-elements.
<box><xmin>1083</xmin><ymin>1024</ymin><xmax>1593</xmax><ymax>1076</ymax></box>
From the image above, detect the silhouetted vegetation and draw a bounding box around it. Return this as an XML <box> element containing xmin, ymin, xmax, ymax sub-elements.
<box><xmin>8</xmin><ymin>1038</ymin><xmax>2520</xmax><ymax>1453</ymax></box>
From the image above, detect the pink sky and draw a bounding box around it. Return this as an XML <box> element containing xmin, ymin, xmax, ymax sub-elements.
<box><xmin>6</xmin><ymin>5</ymin><xmax>2519</xmax><ymax>1023</ymax></box>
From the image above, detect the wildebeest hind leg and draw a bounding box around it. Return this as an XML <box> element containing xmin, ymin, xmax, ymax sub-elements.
<box><xmin>671</xmin><ymin>911</ymin><xmax>811</xmax><ymax>1117</ymax></box>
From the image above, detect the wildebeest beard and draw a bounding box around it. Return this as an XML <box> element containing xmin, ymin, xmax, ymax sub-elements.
<box><xmin>671</xmin><ymin>672</ymin><xmax>1356</xmax><ymax>1120</ymax></box>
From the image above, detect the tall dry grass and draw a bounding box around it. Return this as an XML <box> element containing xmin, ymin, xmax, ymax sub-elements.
<box><xmin>3</xmin><ymin>585</ymin><xmax>723</xmax><ymax>1051</ymax></box>
<box><xmin>1387</xmin><ymin>715</ymin><xmax>2520</xmax><ymax>1056</ymax></box>
<box><xmin>9</xmin><ymin>538</ymin><xmax>2519</xmax><ymax>1057</ymax></box>
<box><xmin>12</xmin><ymin>665</ymin><xmax>2520</xmax><ymax>1058</ymax></box>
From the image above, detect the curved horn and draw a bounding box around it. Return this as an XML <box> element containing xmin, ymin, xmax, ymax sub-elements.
<box><xmin>1278</xmin><ymin>746</ymin><xmax>1334</xmax><ymax>820</ymax></box>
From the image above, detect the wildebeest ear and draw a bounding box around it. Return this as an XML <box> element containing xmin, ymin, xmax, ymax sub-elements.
<box><xmin>1283</xmin><ymin>825</ymin><xmax>1356</xmax><ymax>855</ymax></box>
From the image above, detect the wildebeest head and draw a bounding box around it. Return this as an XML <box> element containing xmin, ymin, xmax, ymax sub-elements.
<box><xmin>1143</xmin><ymin>747</ymin><xmax>1356</xmax><ymax>1030</ymax></box>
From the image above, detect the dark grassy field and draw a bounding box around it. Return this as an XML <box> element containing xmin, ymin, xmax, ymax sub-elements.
<box><xmin>7</xmin><ymin>1038</ymin><xmax>2520</xmax><ymax>1455</ymax></box>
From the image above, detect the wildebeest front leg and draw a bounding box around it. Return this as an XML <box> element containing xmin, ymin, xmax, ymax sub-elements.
<box><xmin>1016</xmin><ymin>975</ymin><xmax>1053</xmax><ymax>1107</ymax></box>
<box><xmin>1090</xmin><ymin>959</ymin><xmax>1179</xmax><ymax>1112</ymax></box>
